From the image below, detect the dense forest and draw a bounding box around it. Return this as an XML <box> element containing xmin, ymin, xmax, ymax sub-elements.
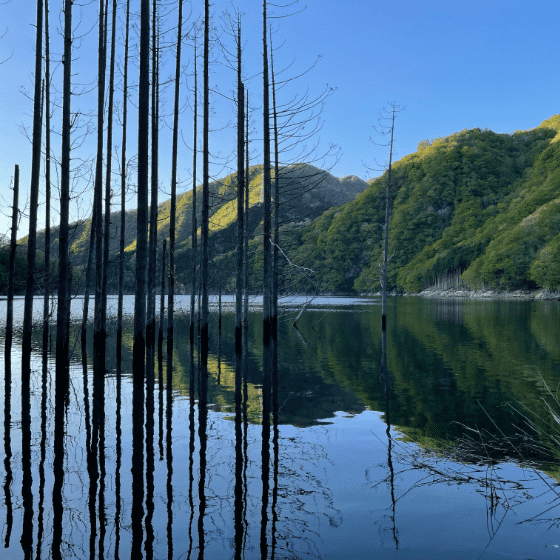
<box><xmin>289</xmin><ymin>114</ymin><xmax>560</xmax><ymax>294</ymax></box>
<box><xmin>6</xmin><ymin>114</ymin><xmax>560</xmax><ymax>296</ymax></box>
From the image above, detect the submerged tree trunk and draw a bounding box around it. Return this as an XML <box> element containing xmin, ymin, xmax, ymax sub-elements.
<box><xmin>235</xmin><ymin>17</ymin><xmax>245</xmax><ymax>362</ymax></box>
<box><xmin>381</xmin><ymin>107</ymin><xmax>396</xmax><ymax>332</ymax></box>
<box><xmin>22</xmin><ymin>0</ymin><xmax>44</xmax><ymax>373</ymax></box>
<box><xmin>102</xmin><ymin>0</ymin><xmax>117</xmax><ymax>335</ymax></box>
<box><xmin>243</xmin><ymin>93</ymin><xmax>249</xmax><ymax>331</ymax></box>
<box><xmin>168</xmin><ymin>0</ymin><xmax>183</xmax><ymax>354</ymax></box>
<box><xmin>132</xmin><ymin>3</ymin><xmax>150</xmax><ymax>555</ymax></box>
<box><xmin>43</xmin><ymin>0</ymin><xmax>51</xmax><ymax>339</ymax></box>
<box><xmin>261</xmin><ymin>4</ymin><xmax>272</xmax><ymax>553</ymax></box>
<box><xmin>93</xmin><ymin>0</ymin><xmax>107</xmax><ymax>377</ymax></box>
<box><xmin>56</xmin><ymin>0</ymin><xmax>72</xmax><ymax>379</ymax></box>
<box><xmin>189</xmin><ymin>38</ymin><xmax>198</xmax><ymax>347</ymax></box>
<box><xmin>158</xmin><ymin>238</ymin><xmax>167</xmax><ymax>353</ymax></box>
<box><xmin>134</xmin><ymin>0</ymin><xmax>150</xmax><ymax>375</ymax></box>
<box><xmin>147</xmin><ymin>0</ymin><xmax>159</xmax><ymax>357</ymax></box>
<box><xmin>270</xmin><ymin>31</ymin><xmax>279</xmax><ymax>361</ymax></box>
<box><xmin>7</xmin><ymin>165</ymin><xmax>19</xmax><ymax>349</ymax></box>
<box><xmin>200</xmin><ymin>0</ymin><xmax>210</xmax><ymax>389</ymax></box>
<box><xmin>117</xmin><ymin>0</ymin><xmax>131</xmax><ymax>351</ymax></box>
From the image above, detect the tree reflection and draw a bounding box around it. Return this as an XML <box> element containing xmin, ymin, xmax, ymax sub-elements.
<box><xmin>3</xmin><ymin>331</ymin><xmax>13</xmax><ymax>548</ymax></box>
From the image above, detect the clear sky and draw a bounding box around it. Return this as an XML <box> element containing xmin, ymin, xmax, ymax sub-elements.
<box><xmin>1</xmin><ymin>0</ymin><xmax>559</xmax><ymax>239</ymax></box>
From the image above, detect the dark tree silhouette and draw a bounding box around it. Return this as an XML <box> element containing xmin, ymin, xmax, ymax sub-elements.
<box><xmin>117</xmin><ymin>0</ymin><xmax>131</xmax><ymax>352</ymax></box>
<box><xmin>42</xmin><ymin>0</ymin><xmax>51</xmax><ymax>341</ymax></box>
<box><xmin>168</xmin><ymin>0</ymin><xmax>184</xmax><ymax>353</ymax></box>
<box><xmin>56</xmin><ymin>0</ymin><xmax>72</xmax><ymax>377</ymax></box>
<box><xmin>22</xmin><ymin>0</ymin><xmax>44</xmax><ymax>374</ymax></box>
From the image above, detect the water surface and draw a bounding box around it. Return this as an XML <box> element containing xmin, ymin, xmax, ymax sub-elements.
<box><xmin>1</xmin><ymin>295</ymin><xmax>560</xmax><ymax>559</ymax></box>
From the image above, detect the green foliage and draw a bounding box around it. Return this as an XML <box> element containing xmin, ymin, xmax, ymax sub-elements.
<box><xmin>290</xmin><ymin>118</ymin><xmax>560</xmax><ymax>293</ymax></box>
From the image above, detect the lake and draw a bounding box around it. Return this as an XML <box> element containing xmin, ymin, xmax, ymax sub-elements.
<box><xmin>1</xmin><ymin>294</ymin><xmax>560</xmax><ymax>559</ymax></box>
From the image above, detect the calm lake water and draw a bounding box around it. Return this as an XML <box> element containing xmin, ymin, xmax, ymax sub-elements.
<box><xmin>2</xmin><ymin>295</ymin><xmax>560</xmax><ymax>559</ymax></box>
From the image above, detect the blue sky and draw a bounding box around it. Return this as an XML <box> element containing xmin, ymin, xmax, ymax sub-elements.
<box><xmin>0</xmin><ymin>0</ymin><xmax>559</xmax><ymax>238</ymax></box>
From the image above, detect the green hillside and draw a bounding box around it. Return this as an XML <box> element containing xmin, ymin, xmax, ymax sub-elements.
<box><xmin>11</xmin><ymin>114</ymin><xmax>560</xmax><ymax>296</ymax></box>
<box><xmin>19</xmin><ymin>163</ymin><xmax>366</xmax><ymax>294</ymax></box>
<box><xmin>289</xmin><ymin>115</ymin><xmax>560</xmax><ymax>293</ymax></box>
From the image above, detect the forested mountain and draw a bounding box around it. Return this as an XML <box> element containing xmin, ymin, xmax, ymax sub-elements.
<box><xmin>8</xmin><ymin>163</ymin><xmax>366</xmax><ymax>294</ymax></box>
<box><xmin>288</xmin><ymin>114</ymin><xmax>560</xmax><ymax>293</ymax></box>
<box><xmin>7</xmin><ymin>115</ymin><xmax>560</xmax><ymax>296</ymax></box>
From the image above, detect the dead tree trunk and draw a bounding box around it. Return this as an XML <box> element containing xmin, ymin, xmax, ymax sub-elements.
<box><xmin>102</xmin><ymin>0</ymin><xmax>118</xmax><ymax>335</ymax></box>
<box><xmin>235</xmin><ymin>18</ymin><xmax>245</xmax><ymax>361</ymax></box>
<box><xmin>189</xmin><ymin>38</ymin><xmax>198</xmax><ymax>347</ymax></box>
<box><xmin>381</xmin><ymin>107</ymin><xmax>397</xmax><ymax>332</ymax></box>
<box><xmin>6</xmin><ymin>165</ymin><xmax>19</xmax><ymax>349</ymax></box>
<box><xmin>43</xmin><ymin>0</ymin><xmax>51</xmax><ymax>339</ymax></box>
<box><xmin>158</xmin><ymin>238</ymin><xmax>166</xmax><ymax>354</ymax></box>
<box><xmin>147</xmin><ymin>0</ymin><xmax>159</xmax><ymax>357</ymax></box>
<box><xmin>243</xmin><ymin>93</ymin><xmax>249</xmax><ymax>331</ymax></box>
<box><xmin>168</xmin><ymin>0</ymin><xmax>183</xmax><ymax>354</ymax></box>
<box><xmin>261</xmin><ymin>0</ymin><xmax>272</xmax><ymax>446</ymax></box>
<box><xmin>200</xmin><ymin>0</ymin><xmax>210</xmax><ymax>389</ymax></box>
<box><xmin>93</xmin><ymin>0</ymin><xmax>107</xmax><ymax>371</ymax></box>
<box><xmin>117</xmin><ymin>0</ymin><xmax>131</xmax><ymax>352</ymax></box>
<box><xmin>22</xmin><ymin>0</ymin><xmax>44</xmax><ymax>374</ymax></box>
<box><xmin>133</xmin><ymin>0</ymin><xmax>150</xmax><ymax>375</ymax></box>
<box><xmin>56</xmin><ymin>0</ymin><xmax>72</xmax><ymax>378</ymax></box>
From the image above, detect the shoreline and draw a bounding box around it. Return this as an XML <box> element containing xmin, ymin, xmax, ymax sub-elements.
<box><xmin>413</xmin><ymin>286</ymin><xmax>560</xmax><ymax>301</ymax></box>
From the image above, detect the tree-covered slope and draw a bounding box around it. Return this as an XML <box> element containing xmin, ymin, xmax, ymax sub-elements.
<box><xmin>22</xmin><ymin>163</ymin><xmax>366</xmax><ymax>294</ymax></box>
<box><xmin>290</xmin><ymin>115</ymin><xmax>560</xmax><ymax>293</ymax></box>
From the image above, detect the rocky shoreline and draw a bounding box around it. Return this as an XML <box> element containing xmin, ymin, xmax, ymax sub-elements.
<box><xmin>414</xmin><ymin>286</ymin><xmax>560</xmax><ymax>301</ymax></box>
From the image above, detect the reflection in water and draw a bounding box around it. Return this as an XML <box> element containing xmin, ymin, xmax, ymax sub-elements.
<box><xmin>2</xmin><ymin>296</ymin><xmax>560</xmax><ymax>558</ymax></box>
<box><xmin>3</xmin><ymin>335</ymin><xmax>13</xmax><ymax>548</ymax></box>
<box><xmin>21</xmin><ymin>355</ymin><xmax>34</xmax><ymax>559</ymax></box>
<box><xmin>380</xmin><ymin>326</ymin><xmax>398</xmax><ymax>550</ymax></box>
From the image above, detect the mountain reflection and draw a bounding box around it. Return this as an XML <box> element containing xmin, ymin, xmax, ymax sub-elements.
<box><xmin>1</xmin><ymin>296</ymin><xmax>560</xmax><ymax>558</ymax></box>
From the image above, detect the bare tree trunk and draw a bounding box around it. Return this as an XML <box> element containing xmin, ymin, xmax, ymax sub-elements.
<box><xmin>243</xmin><ymin>93</ymin><xmax>249</xmax><ymax>331</ymax></box>
<box><xmin>200</xmin><ymin>0</ymin><xmax>210</xmax><ymax>390</ymax></box>
<box><xmin>93</xmin><ymin>0</ymin><xmax>107</xmax><ymax>372</ymax></box>
<box><xmin>134</xmin><ymin>0</ymin><xmax>150</xmax><ymax>376</ymax></box>
<box><xmin>56</xmin><ymin>0</ymin><xmax>72</xmax><ymax>380</ymax></box>
<box><xmin>102</xmin><ymin>0</ymin><xmax>118</xmax><ymax>336</ymax></box>
<box><xmin>81</xmin><ymin>211</ymin><xmax>96</xmax><ymax>339</ymax></box>
<box><xmin>381</xmin><ymin>108</ymin><xmax>396</xmax><ymax>332</ymax></box>
<box><xmin>189</xmin><ymin>39</ymin><xmax>197</xmax><ymax>347</ymax></box>
<box><xmin>117</xmin><ymin>0</ymin><xmax>130</xmax><ymax>352</ymax></box>
<box><xmin>22</xmin><ymin>0</ymin><xmax>44</xmax><ymax>374</ymax></box>
<box><xmin>168</xmin><ymin>0</ymin><xmax>183</xmax><ymax>355</ymax></box>
<box><xmin>43</xmin><ymin>0</ymin><xmax>51</xmax><ymax>339</ymax></box>
<box><xmin>261</xmin><ymin>3</ymin><xmax>272</xmax><ymax>551</ymax></box>
<box><xmin>262</xmin><ymin>0</ymin><xmax>272</xmax><ymax>356</ymax></box>
<box><xmin>270</xmin><ymin>30</ymin><xmax>279</xmax><ymax>352</ymax></box>
<box><xmin>235</xmin><ymin>18</ymin><xmax>245</xmax><ymax>360</ymax></box>
<box><xmin>132</xmin><ymin>2</ymin><xmax>149</xmax><ymax>555</ymax></box>
<box><xmin>6</xmin><ymin>165</ymin><xmax>19</xmax><ymax>349</ymax></box>
<box><xmin>158</xmin><ymin>238</ymin><xmax>166</xmax><ymax>354</ymax></box>
<box><xmin>147</xmin><ymin>0</ymin><xmax>159</xmax><ymax>357</ymax></box>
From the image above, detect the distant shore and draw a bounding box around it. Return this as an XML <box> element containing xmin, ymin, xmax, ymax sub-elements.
<box><xmin>413</xmin><ymin>286</ymin><xmax>560</xmax><ymax>301</ymax></box>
